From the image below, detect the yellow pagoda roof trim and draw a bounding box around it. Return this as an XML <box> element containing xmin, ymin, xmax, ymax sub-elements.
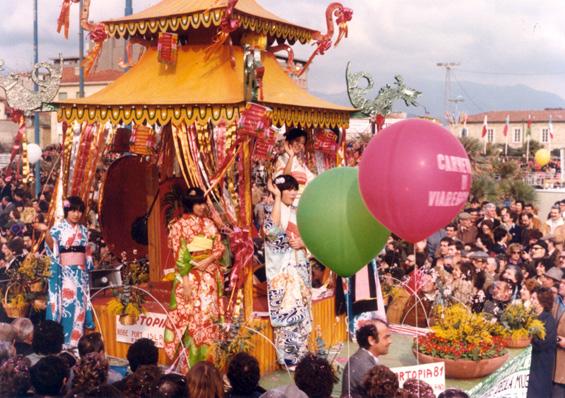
<box><xmin>57</xmin><ymin>103</ymin><xmax>349</xmax><ymax>129</ymax></box>
<box><xmin>104</xmin><ymin>0</ymin><xmax>314</xmax><ymax>44</ymax></box>
<box><xmin>55</xmin><ymin>45</ymin><xmax>351</xmax><ymax>128</ymax></box>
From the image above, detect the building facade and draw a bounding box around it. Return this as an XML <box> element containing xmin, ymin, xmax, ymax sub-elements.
<box><xmin>448</xmin><ymin>109</ymin><xmax>565</xmax><ymax>150</ymax></box>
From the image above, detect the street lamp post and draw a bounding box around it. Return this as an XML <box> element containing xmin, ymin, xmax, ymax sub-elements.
<box><xmin>33</xmin><ymin>0</ymin><xmax>41</xmax><ymax>196</ymax></box>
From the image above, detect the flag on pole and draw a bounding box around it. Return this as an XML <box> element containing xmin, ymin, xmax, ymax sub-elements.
<box><xmin>481</xmin><ymin>115</ymin><xmax>488</xmax><ymax>138</ymax></box>
<box><xmin>549</xmin><ymin>114</ymin><xmax>554</xmax><ymax>140</ymax></box>
<box><xmin>526</xmin><ymin>114</ymin><xmax>532</xmax><ymax>137</ymax></box>
<box><xmin>502</xmin><ymin>114</ymin><xmax>510</xmax><ymax>137</ymax></box>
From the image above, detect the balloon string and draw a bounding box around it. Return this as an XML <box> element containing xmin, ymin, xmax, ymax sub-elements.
<box><xmin>345</xmin><ymin>276</ymin><xmax>352</xmax><ymax>398</ymax></box>
<box><xmin>414</xmin><ymin>244</ymin><xmax>420</xmax><ymax>397</ymax></box>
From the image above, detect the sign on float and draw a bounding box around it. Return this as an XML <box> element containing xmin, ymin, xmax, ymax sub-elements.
<box><xmin>115</xmin><ymin>312</ymin><xmax>167</xmax><ymax>348</ymax></box>
<box><xmin>391</xmin><ymin>362</ymin><xmax>446</xmax><ymax>397</ymax></box>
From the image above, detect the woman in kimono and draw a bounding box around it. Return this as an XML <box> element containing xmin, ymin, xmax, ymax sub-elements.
<box><xmin>164</xmin><ymin>187</ymin><xmax>225</xmax><ymax>370</ymax></box>
<box><xmin>40</xmin><ymin>196</ymin><xmax>94</xmax><ymax>347</ymax></box>
<box><xmin>264</xmin><ymin>175</ymin><xmax>311</xmax><ymax>369</ymax></box>
<box><xmin>274</xmin><ymin>128</ymin><xmax>315</xmax><ymax>205</ymax></box>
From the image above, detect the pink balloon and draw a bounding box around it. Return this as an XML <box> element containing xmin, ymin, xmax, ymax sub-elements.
<box><xmin>358</xmin><ymin>119</ymin><xmax>472</xmax><ymax>243</ymax></box>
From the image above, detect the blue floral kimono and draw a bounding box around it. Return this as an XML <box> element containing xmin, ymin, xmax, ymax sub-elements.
<box><xmin>46</xmin><ymin>219</ymin><xmax>94</xmax><ymax>347</ymax></box>
<box><xmin>264</xmin><ymin>204</ymin><xmax>312</xmax><ymax>367</ymax></box>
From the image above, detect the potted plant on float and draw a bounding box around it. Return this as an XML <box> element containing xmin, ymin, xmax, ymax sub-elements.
<box><xmin>413</xmin><ymin>304</ymin><xmax>508</xmax><ymax>379</ymax></box>
<box><xmin>107</xmin><ymin>253</ymin><xmax>147</xmax><ymax>325</ymax></box>
<box><xmin>498</xmin><ymin>302</ymin><xmax>545</xmax><ymax>348</ymax></box>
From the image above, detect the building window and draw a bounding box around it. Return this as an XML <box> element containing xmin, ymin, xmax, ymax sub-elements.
<box><xmin>541</xmin><ymin>128</ymin><xmax>549</xmax><ymax>143</ymax></box>
<box><xmin>58</xmin><ymin>92</ymin><xmax>68</xmax><ymax>100</ymax></box>
<box><xmin>460</xmin><ymin>127</ymin><xmax>468</xmax><ymax>138</ymax></box>
<box><xmin>513</xmin><ymin>128</ymin><xmax>521</xmax><ymax>143</ymax></box>
<box><xmin>487</xmin><ymin>128</ymin><xmax>494</xmax><ymax>143</ymax></box>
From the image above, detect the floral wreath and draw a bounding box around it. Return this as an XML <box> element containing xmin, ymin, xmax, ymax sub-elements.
<box><xmin>63</xmin><ymin>199</ymin><xmax>71</xmax><ymax>209</ymax></box>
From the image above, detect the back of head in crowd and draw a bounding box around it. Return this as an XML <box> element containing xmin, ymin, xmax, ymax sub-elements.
<box><xmin>78</xmin><ymin>332</ymin><xmax>104</xmax><ymax>358</ymax></box>
<box><xmin>32</xmin><ymin>320</ymin><xmax>64</xmax><ymax>355</ymax></box>
<box><xmin>127</xmin><ymin>337</ymin><xmax>158</xmax><ymax>372</ymax></box>
<box><xmin>156</xmin><ymin>372</ymin><xmax>188</xmax><ymax>398</ymax></box>
<box><xmin>438</xmin><ymin>389</ymin><xmax>470</xmax><ymax>398</ymax></box>
<box><xmin>402</xmin><ymin>378</ymin><xmax>435</xmax><ymax>398</ymax></box>
<box><xmin>83</xmin><ymin>384</ymin><xmax>122</xmax><ymax>398</ymax></box>
<box><xmin>362</xmin><ymin>365</ymin><xmax>399</xmax><ymax>398</ymax></box>
<box><xmin>182</xmin><ymin>187</ymin><xmax>206</xmax><ymax>213</ymax></box>
<box><xmin>71</xmin><ymin>352</ymin><xmax>109</xmax><ymax>394</ymax></box>
<box><xmin>30</xmin><ymin>355</ymin><xmax>69</xmax><ymax>396</ymax></box>
<box><xmin>187</xmin><ymin>361</ymin><xmax>224</xmax><ymax>398</ymax></box>
<box><xmin>227</xmin><ymin>352</ymin><xmax>261</xmax><ymax>395</ymax></box>
<box><xmin>0</xmin><ymin>323</ymin><xmax>15</xmax><ymax>343</ymax></box>
<box><xmin>294</xmin><ymin>353</ymin><xmax>338</xmax><ymax>398</ymax></box>
<box><xmin>11</xmin><ymin>317</ymin><xmax>33</xmax><ymax>343</ymax></box>
<box><xmin>0</xmin><ymin>355</ymin><xmax>32</xmax><ymax>397</ymax></box>
<box><xmin>63</xmin><ymin>196</ymin><xmax>85</xmax><ymax>218</ymax></box>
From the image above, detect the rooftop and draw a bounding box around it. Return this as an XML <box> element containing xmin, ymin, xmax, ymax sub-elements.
<box><xmin>466</xmin><ymin>109</ymin><xmax>565</xmax><ymax>123</ymax></box>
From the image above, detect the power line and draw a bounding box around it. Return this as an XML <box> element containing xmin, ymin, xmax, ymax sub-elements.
<box><xmin>458</xmin><ymin>69</ymin><xmax>565</xmax><ymax>77</ymax></box>
<box><xmin>452</xmin><ymin>71</ymin><xmax>484</xmax><ymax>113</ymax></box>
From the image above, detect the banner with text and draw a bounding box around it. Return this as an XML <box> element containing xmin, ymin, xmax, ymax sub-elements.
<box><xmin>115</xmin><ymin>312</ymin><xmax>167</xmax><ymax>348</ymax></box>
<box><xmin>391</xmin><ymin>362</ymin><xmax>446</xmax><ymax>396</ymax></box>
<box><xmin>468</xmin><ymin>347</ymin><xmax>531</xmax><ymax>398</ymax></box>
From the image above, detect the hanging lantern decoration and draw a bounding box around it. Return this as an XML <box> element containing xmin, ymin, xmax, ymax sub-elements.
<box><xmin>313</xmin><ymin>129</ymin><xmax>338</xmax><ymax>154</ymax></box>
<box><xmin>237</xmin><ymin>103</ymin><xmax>272</xmax><ymax>138</ymax></box>
<box><xmin>130</xmin><ymin>125</ymin><xmax>155</xmax><ymax>156</ymax></box>
<box><xmin>157</xmin><ymin>33</ymin><xmax>179</xmax><ymax>66</ymax></box>
<box><xmin>254</xmin><ymin>128</ymin><xmax>277</xmax><ymax>161</ymax></box>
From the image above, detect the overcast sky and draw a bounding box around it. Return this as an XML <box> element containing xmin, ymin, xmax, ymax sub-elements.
<box><xmin>2</xmin><ymin>0</ymin><xmax>565</xmax><ymax>100</ymax></box>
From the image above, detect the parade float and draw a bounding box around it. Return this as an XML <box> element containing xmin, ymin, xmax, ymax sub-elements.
<box><xmin>53</xmin><ymin>0</ymin><xmax>354</xmax><ymax>372</ymax></box>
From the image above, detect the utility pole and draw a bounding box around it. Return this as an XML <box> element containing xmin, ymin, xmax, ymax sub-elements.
<box><xmin>33</xmin><ymin>0</ymin><xmax>41</xmax><ymax>196</ymax></box>
<box><xmin>437</xmin><ymin>62</ymin><xmax>460</xmax><ymax>122</ymax></box>
<box><xmin>124</xmin><ymin>0</ymin><xmax>133</xmax><ymax>66</ymax></box>
<box><xmin>448</xmin><ymin>96</ymin><xmax>464</xmax><ymax>124</ymax></box>
<box><xmin>79</xmin><ymin>0</ymin><xmax>85</xmax><ymax>98</ymax></box>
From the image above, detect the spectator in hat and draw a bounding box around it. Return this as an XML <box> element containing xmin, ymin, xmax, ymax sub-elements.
<box><xmin>457</xmin><ymin>212</ymin><xmax>478</xmax><ymax>246</ymax></box>
<box><xmin>541</xmin><ymin>267</ymin><xmax>563</xmax><ymax>293</ymax></box>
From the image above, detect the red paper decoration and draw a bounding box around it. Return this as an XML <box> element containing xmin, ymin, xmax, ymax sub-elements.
<box><xmin>157</xmin><ymin>33</ymin><xmax>179</xmax><ymax>65</ymax></box>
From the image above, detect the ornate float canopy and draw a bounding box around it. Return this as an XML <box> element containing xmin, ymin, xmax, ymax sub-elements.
<box><xmin>103</xmin><ymin>0</ymin><xmax>315</xmax><ymax>44</ymax></box>
<box><xmin>57</xmin><ymin>45</ymin><xmax>352</xmax><ymax>128</ymax></box>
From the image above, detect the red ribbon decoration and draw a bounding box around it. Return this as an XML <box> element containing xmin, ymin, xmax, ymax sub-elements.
<box><xmin>56</xmin><ymin>0</ymin><xmax>80</xmax><ymax>39</ymax></box>
<box><xmin>81</xmin><ymin>24</ymin><xmax>108</xmax><ymax>76</ymax></box>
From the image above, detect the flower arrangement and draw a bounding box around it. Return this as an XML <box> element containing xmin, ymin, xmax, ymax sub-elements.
<box><xmin>18</xmin><ymin>254</ymin><xmax>51</xmax><ymax>283</ymax></box>
<box><xmin>107</xmin><ymin>252</ymin><xmax>147</xmax><ymax>325</ymax></box>
<box><xmin>211</xmin><ymin>294</ymin><xmax>262</xmax><ymax>372</ymax></box>
<box><xmin>414</xmin><ymin>304</ymin><xmax>507</xmax><ymax>361</ymax></box>
<box><xmin>500</xmin><ymin>302</ymin><xmax>546</xmax><ymax>340</ymax></box>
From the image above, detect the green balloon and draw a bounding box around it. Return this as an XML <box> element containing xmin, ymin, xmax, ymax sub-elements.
<box><xmin>297</xmin><ymin>167</ymin><xmax>390</xmax><ymax>277</ymax></box>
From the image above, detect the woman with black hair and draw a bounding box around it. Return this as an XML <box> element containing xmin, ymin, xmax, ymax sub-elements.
<box><xmin>264</xmin><ymin>175</ymin><xmax>311</xmax><ymax>369</ymax></box>
<box><xmin>164</xmin><ymin>187</ymin><xmax>225</xmax><ymax>371</ymax></box>
<box><xmin>274</xmin><ymin>128</ymin><xmax>315</xmax><ymax>204</ymax></box>
<box><xmin>36</xmin><ymin>196</ymin><xmax>94</xmax><ymax>347</ymax></box>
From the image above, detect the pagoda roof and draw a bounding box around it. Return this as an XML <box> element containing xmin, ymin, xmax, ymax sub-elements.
<box><xmin>56</xmin><ymin>45</ymin><xmax>353</xmax><ymax>128</ymax></box>
<box><xmin>104</xmin><ymin>0</ymin><xmax>315</xmax><ymax>44</ymax></box>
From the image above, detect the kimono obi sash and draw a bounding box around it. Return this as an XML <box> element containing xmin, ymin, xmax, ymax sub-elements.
<box><xmin>59</xmin><ymin>246</ymin><xmax>86</xmax><ymax>266</ymax></box>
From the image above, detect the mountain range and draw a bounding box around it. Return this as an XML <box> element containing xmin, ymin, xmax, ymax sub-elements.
<box><xmin>312</xmin><ymin>79</ymin><xmax>565</xmax><ymax>119</ymax></box>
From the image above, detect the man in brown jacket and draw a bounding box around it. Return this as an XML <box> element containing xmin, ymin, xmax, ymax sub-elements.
<box><xmin>553</xmin><ymin>274</ymin><xmax>565</xmax><ymax>397</ymax></box>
